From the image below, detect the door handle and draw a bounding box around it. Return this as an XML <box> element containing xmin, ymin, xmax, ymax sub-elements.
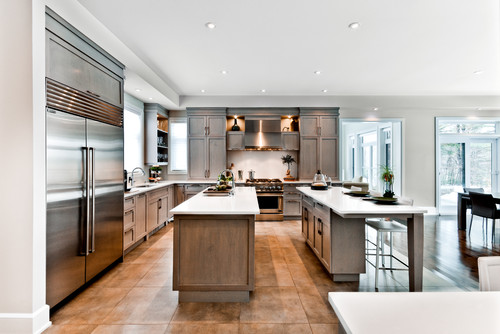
<box><xmin>85</xmin><ymin>147</ymin><xmax>90</xmax><ymax>256</ymax></box>
<box><xmin>159</xmin><ymin>198</ymin><xmax>162</xmax><ymax>210</ymax></box>
<box><xmin>90</xmin><ymin>147</ymin><xmax>96</xmax><ymax>253</ymax></box>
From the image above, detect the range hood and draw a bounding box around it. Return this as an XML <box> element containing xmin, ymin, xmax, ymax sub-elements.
<box><xmin>244</xmin><ymin>116</ymin><xmax>282</xmax><ymax>150</ymax></box>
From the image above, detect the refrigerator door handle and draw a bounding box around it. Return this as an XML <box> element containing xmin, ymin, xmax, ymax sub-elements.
<box><xmin>85</xmin><ymin>146</ymin><xmax>91</xmax><ymax>256</ymax></box>
<box><xmin>90</xmin><ymin>147</ymin><xmax>96</xmax><ymax>253</ymax></box>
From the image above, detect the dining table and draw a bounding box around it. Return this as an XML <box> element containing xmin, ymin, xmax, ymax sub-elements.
<box><xmin>456</xmin><ymin>192</ymin><xmax>500</xmax><ymax>230</ymax></box>
<box><xmin>329</xmin><ymin>291</ymin><xmax>500</xmax><ymax>334</ymax></box>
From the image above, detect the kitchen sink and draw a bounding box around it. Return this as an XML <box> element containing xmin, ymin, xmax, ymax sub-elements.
<box><xmin>134</xmin><ymin>184</ymin><xmax>156</xmax><ymax>188</ymax></box>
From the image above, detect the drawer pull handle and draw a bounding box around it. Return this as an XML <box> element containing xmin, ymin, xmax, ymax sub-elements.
<box><xmin>86</xmin><ymin>90</ymin><xmax>101</xmax><ymax>98</ymax></box>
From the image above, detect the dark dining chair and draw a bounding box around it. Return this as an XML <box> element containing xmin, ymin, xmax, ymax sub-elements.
<box><xmin>469</xmin><ymin>192</ymin><xmax>500</xmax><ymax>243</ymax></box>
<box><xmin>463</xmin><ymin>187</ymin><xmax>484</xmax><ymax>210</ymax></box>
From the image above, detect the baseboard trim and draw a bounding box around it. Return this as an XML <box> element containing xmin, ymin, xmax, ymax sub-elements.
<box><xmin>0</xmin><ymin>304</ymin><xmax>51</xmax><ymax>334</ymax></box>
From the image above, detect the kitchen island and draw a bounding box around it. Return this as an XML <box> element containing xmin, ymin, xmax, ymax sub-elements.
<box><xmin>297</xmin><ymin>186</ymin><xmax>427</xmax><ymax>292</ymax></box>
<box><xmin>170</xmin><ymin>186</ymin><xmax>260</xmax><ymax>302</ymax></box>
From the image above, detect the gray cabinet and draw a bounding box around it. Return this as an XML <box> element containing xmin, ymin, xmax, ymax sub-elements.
<box><xmin>227</xmin><ymin>132</ymin><xmax>245</xmax><ymax>150</ymax></box>
<box><xmin>187</xmin><ymin>109</ymin><xmax>227</xmax><ymax>180</ymax></box>
<box><xmin>281</xmin><ymin>132</ymin><xmax>299</xmax><ymax>150</ymax></box>
<box><xmin>46</xmin><ymin>31</ymin><xmax>123</xmax><ymax>108</ymax></box>
<box><xmin>283</xmin><ymin>184</ymin><xmax>303</xmax><ymax>219</ymax></box>
<box><xmin>144</xmin><ymin>104</ymin><xmax>168</xmax><ymax>165</ymax></box>
<box><xmin>123</xmin><ymin>193</ymin><xmax>147</xmax><ymax>251</ymax></box>
<box><xmin>147</xmin><ymin>188</ymin><xmax>169</xmax><ymax>233</ymax></box>
<box><xmin>299</xmin><ymin>108</ymin><xmax>339</xmax><ymax>180</ymax></box>
<box><xmin>302</xmin><ymin>196</ymin><xmax>331</xmax><ymax>272</ymax></box>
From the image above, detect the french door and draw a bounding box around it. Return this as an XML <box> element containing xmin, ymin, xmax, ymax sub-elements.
<box><xmin>438</xmin><ymin>138</ymin><xmax>497</xmax><ymax>214</ymax></box>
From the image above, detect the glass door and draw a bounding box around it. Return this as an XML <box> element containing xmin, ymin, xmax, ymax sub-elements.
<box><xmin>438</xmin><ymin>138</ymin><xmax>497</xmax><ymax>214</ymax></box>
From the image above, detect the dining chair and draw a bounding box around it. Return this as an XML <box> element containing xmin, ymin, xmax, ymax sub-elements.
<box><xmin>365</xmin><ymin>197</ymin><xmax>413</xmax><ymax>289</ymax></box>
<box><xmin>478</xmin><ymin>256</ymin><xmax>500</xmax><ymax>291</ymax></box>
<box><xmin>463</xmin><ymin>187</ymin><xmax>484</xmax><ymax>211</ymax></box>
<box><xmin>469</xmin><ymin>192</ymin><xmax>500</xmax><ymax>243</ymax></box>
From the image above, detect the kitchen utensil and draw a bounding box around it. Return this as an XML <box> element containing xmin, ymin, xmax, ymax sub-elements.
<box><xmin>249</xmin><ymin>170</ymin><xmax>255</xmax><ymax>180</ymax></box>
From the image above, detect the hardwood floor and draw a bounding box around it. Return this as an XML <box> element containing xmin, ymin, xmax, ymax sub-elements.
<box><xmin>46</xmin><ymin>215</ymin><xmax>498</xmax><ymax>333</ymax></box>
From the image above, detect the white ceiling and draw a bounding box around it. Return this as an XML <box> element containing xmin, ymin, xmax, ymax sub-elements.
<box><xmin>77</xmin><ymin>0</ymin><xmax>500</xmax><ymax>106</ymax></box>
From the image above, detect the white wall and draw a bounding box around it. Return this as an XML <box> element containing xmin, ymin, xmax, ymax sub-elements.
<box><xmin>227</xmin><ymin>151</ymin><xmax>299</xmax><ymax>180</ymax></box>
<box><xmin>0</xmin><ymin>0</ymin><xmax>50</xmax><ymax>332</ymax></box>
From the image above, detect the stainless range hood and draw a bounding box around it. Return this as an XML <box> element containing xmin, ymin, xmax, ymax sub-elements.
<box><xmin>244</xmin><ymin>117</ymin><xmax>282</xmax><ymax>150</ymax></box>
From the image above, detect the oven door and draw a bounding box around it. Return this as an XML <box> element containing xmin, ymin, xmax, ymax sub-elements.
<box><xmin>256</xmin><ymin>192</ymin><xmax>283</xmax><ymax>221</ymax></box>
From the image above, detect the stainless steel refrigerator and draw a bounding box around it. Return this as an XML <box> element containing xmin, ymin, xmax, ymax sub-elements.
<box><xmin>46</xmin><ymin>108</ymin><xmax>123</xmax><ymax>308</ymax></box>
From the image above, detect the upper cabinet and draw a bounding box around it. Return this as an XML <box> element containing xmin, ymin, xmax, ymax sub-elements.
<box><xmin>299</xmin><ymin>108</ymin><xmax>339</xmax><ymax>180</ymax></box>
<box><xmin>45</xmin><ymin>9</ymin><xmax>124</xmax><ymax>110</ymax></box>
<box><xmin>187</xmin><ymin>108</ymin><xmax>227</xmax><ymax>179</ymax></box>
<box><xmin>144</xmin><ymin>103</ymin><xmax>168</xmax><ymax>165</ymax></box>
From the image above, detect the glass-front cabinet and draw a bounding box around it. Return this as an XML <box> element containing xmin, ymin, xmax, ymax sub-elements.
<box><xmin>145</xmin><ymin>103</ymin><xmax>168</xmax><ymax>165</ymax></box>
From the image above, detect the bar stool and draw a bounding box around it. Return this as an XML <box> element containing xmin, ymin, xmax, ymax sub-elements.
<box><xmin>365</xmin><ymin>197</ymin><xmax>413</xmax><ymax>289</ymax></box>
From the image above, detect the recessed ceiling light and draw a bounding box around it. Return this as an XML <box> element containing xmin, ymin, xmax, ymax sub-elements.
<box><xmin>348</xmin><ymin>22</ymin><xmax>360</xmax><ymax>29</ymax></box>
<box><xmin>322</xmin><ymin>89</ymin><xmax>328</xmax><ymax>93</ymax></box>
<box><xmin>477</xmin><ymin>107</ymin><xmax>482</xmax><ymax>111</ymax></box>
<box><xmin>148</xmin><ymin>97</ymin><xmax>153</xmax><ymax>100</ymax></box>
<box><xmin>473</xmin><ymin>70</ymin><xmax>483</xmax><ymax>75</ymax></box>
<box><xmin>205</xmin><ymin>22</ymin><xmax>216</xmax><ymax>29</ymax></box>
<box><xmin>135</xmin><ymin>88</ymin><xmax>141</xmax><ymax>92</ymax></box>
<box><xmin>201</xmin><ymin>89</ymin><xmax>206</xmax><ymax>93</ymax></box>
<box><xmin>373</xmin><ymin>107</ymin><xmax>379</xmax><ymax>111</ymax></box>
<box><xmin>314</xmin><ymin>71</ymin><xmax>321</xmax><ymax>75</ymax></box>
<box><xmin>261</xmin><ymin>89</ymin><xmax>266</xmax><ymax>93</ymax></box>
<box><xmin>221</xmin><ymin>70</ymin><xmax>228</xmax><ymax>75</ymax></box>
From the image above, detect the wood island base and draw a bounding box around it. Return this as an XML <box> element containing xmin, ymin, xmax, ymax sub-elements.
<box><xmin>172</xmin><ymin>214</ymin><xmax>255</xmax><ymax>303</ymax></box>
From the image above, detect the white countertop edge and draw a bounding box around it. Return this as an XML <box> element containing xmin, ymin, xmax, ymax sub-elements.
<box><xmin>297</xmin><ymin>186</ymin><xmax>427</xmax><ymax>215</ymax></box>
<box><xmin>170</xmin><ymin>186</ymin><xmax>260</xmax><ymax>215</ymax></box>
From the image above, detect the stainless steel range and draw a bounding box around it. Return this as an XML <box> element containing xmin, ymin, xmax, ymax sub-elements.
<box><xmin>245</xmin><ymin>178</ymin><xmax>283</xmax><ymax>221</ymax></box>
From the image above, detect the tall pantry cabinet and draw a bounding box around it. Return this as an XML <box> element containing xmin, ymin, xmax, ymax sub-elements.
<box><xmin>299</xmin><ymin>108</ymin><xmax>339</xmax><ymax>180</ymax></box>
<box><xmin>187</xmin><ymin>108</ymin><xmax>227</xmax><ymax>179</ymax></box>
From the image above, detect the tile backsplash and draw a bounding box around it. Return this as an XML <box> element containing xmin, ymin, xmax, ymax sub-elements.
<box><xmin>227</xmin><ymin>151</ymin><xmax>298</xmax><ymax>180</ymax></box>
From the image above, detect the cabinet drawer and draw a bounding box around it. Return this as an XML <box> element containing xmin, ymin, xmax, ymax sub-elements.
<box><xmin>303</xmin><ymin>194</ymin><xmax>314</xmax><ymax>207</ymax></box>
<box><xmin>124</xmin><ymin>226</ymin><xmax>135</xmax><ymax>249</ymax></box>
<box><xmin>147</xmin><ymin>187</ymin><xmax>168</xmax><ymax>202</ymax></box>
<box><xmin>184</xmin><ymin>184</ymin><xmax>207</xmax><ymax>192</ymax></box>
<box><xmin>314</xmin><ymin>201</ymin><xmax>330</xmax><ymax>222</ymax></box>
<box><xmin>124</xmin><ymin>209</ymin><xmax>135</xmax><ymax>229</ymax></box>
<box><xmin>124</xmin><ymin>197</ymin><xmax>135</xmax><ymax>211</ymax></box>
<box><xmin>284</xmin><ymin>198</ymin><xmax>302</xmax><ymax>216</ymax></box>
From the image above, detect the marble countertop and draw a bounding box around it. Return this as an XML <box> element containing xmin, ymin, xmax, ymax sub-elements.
<box><xmin>297</xmin><ymin>186</ymin><xmax>427</xmax><ymax>217</ymax></box>
<box><xmin>170</xmin><ymin>186</ymin><xmax>260</xmax><ymax>215</ymax></box>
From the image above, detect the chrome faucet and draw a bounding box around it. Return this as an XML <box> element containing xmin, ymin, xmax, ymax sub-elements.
<box><xmin>131</xmin><ymin>167</ymin><xmax>146</xmax><ymax>186</ymax></box>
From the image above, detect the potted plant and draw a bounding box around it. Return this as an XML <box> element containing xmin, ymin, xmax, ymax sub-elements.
<box><xmin>281</xmin><ymin>154</ymin><xmax>296</xmax><ymax>181</ymax></box>
<box><xmin>380</xmin><ymin>165</ymin><xmax>394</xmax><ymax>198</ymax></box>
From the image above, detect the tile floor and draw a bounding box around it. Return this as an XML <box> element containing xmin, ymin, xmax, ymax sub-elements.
<box><xmin>46</xmin><ymin>220</ymin><xmax>461</xmax><ymax>334</ymax></box>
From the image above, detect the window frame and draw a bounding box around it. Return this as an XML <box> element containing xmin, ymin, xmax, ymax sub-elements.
<box><xmin>168</xmin><ymin>116</ymin><xmax>188</xmax><ymax>174</ymax></box>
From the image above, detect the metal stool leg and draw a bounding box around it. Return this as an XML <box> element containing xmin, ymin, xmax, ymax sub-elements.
<box><xmin>492</xmin><ymin>219</ymin><xmax>496</xmax><ymax>243</ymax></box>
<box><xmin>390</xmin><ymin>231</ymin><xmax>393</xmax><ymax>269</ymax></box>
<box><xmin>375</xmin><ymin>231</ymin><xmax>381</xmax><ymax>289</ymax></box>
<box><xmin>469</xmin><ymin>214</ymin><xmax>474</xmax><ymax>236</ymax></box>
<box><xmin>381</xmin><ymin>233</ymin><xmax>385</xmax><ymax>267</ymax></box>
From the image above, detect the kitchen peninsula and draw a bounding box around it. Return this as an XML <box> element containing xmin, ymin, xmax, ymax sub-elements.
<box><xmin>170</xmin><ymin>186</ymin><xmax>260</xmax><ymax>302</ymax></box>
<box><xmin>298</xmin><ymin>186</ymin><xmax>427</xmax><ymax>291</ymax></box>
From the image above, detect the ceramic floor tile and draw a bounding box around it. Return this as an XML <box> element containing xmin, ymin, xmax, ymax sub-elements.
<box><xmin>255</xmin><ymin>262</ymin><xmax>295</xmax><ymax>287</ymax></box>
<box><xmin>50</xmin><ymin>286</ymin><xmax>130</xmax><ymax>325</ymax></box>
<box><xmin>240</xmin><ymin>324</ymin><xmax>312</xmax><ymax>334</ymax></box>
<box><xmin>136</xmin><ymin>264</ymin><xmax>173</xmax><ymax>288</ymax></box>
<box><xmin>93</xmin><ymin>263</ymin><xmax>154</xmax><ymax>288</ymax></box>
<box><xmin>170</xmin><ymin>302</ymin><xmax>241</xmax><ymax>323</ymax></box>
<box><xmin>127</xmin><ymin>248</ymin><xmax>166</xmax><ymax>264</ymax></box>
<box><xmin>44</xmin><ymin>324</ymin><xmax>97</xmax><ymax>334</ymax></box>
<box><xmin>296</xmin><ymin>286</ymin><xmax>338</xmax><ymax>324</ymax></box>
<box><xmin>165</xmin><ymin>323</ymin><xmax>239</xmax><ymax>334</ymax></box>
<box><xmin>91</xmin><ymin>324</ymin><xmax>168</xmax><ymax>334</ymax></box>
<box><xmin>239</xmin><ymin>287</ymin><xmax>308</xmax><ymax>324</ymax></box>
<box><xmin>310</xmin><ymin>324</ymin><xmax>339</xmax><ymax>334</ymax></box>
<box><xmin>102</xmin><ymin>287</ymin><xmax>178</xmax><ymax>324</ymax></box>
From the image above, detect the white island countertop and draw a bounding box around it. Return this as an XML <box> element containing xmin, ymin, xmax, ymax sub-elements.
<box><xmin>170</xmin><ymin>186</ymin><xmax>260</xmax><ymax>215</ymax></box>
<box><xmin>329</xmin><ymin>291</ymin><xmax>500</xmax><ymax>334</ymax></box>
<box><xmin>297</xmin><ymin>186</ymin><xmax>427</xmax><ymax>217</ymax></box>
